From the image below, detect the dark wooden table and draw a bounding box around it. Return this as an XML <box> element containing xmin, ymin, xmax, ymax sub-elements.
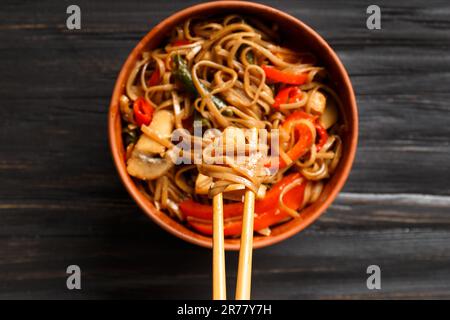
<box><xmin>0</xmin><ymin>0</ymin><xmax>449</xmax><ymax>299</ymax></box>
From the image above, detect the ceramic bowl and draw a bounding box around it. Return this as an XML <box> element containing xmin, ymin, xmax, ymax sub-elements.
<box><xmin>108</xmin><ymin>1</ymin><xmax>358</xmax><ymax>250</ymax></box>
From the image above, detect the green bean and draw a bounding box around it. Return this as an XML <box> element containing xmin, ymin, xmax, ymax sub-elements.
<box><xmin>173</xmin><ymin>55</ymin><xmax>228</xmax><ymax>111</ymax></box>
<box><xmin>246</xmin><ymin>51</ymin><xmax>255</xmax><ymax>64</ymax></box>
<box><xmin>173</xmin><ymin>55</ymin><xmax>197</xmax><ymax>95</ymax></box>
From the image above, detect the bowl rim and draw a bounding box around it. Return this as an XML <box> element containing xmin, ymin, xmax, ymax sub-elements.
<box><xmin>108</xmin><ymin>0</ymin><xmax>358</xmax><ymax>250</ymax></box>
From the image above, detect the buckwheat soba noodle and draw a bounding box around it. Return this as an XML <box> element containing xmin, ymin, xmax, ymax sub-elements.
<box><xmin>120</xmin><ymin>15</ymin><xmax>344</xmax><ymax>237</ymax></box>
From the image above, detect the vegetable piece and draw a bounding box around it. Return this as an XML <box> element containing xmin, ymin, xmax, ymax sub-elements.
<box><xmin>283</xmin><ymin>110</ymin><xmax>317</xmax><ymax>126</ymax></box>
<box><xmin>255</xmin><ymin>173</ymin><xmax>302</xmax><ymax>213</ymax></box>
<box><xmin>281</xmin><ymin>111</ymin><xmax>316</xmax><ymax>135</ymax></box>
<box><xmin>221</xmin><ymin>108</ymin><xmax>234</xmax><ymax>117</ymax></box>
<box><xmin>207</xmin><ymin>88</ymin><xmax>228</xmax><ymax>110</ymax></box>
<box><xmin>172</xmin><ymin>39</ymin><xmax>192</xmax><ymax>46</ymax></box>
<box><xmin>186</xmin><ymin>173</ymin><xmax>307</xmax><ymax>236</ymax></box>
<box><xmin>319</xmin><ymin>99</ymin><xmax>338</xmax><ymax>129</ymax></box>
<box><xmin>282</xmin><ymin>111</ymin><xmax>328</xmax><ymax>152</ymax></box>
<box><xmin>308</xmin><ymin>90</ymin><xmax>326</xmax><ymax>114</ymax></box>
<box><xmin>262</xmin><ymin>65</ymin><xmax>308</xmax><ymax>85</ymax></box>
<box><xmin>193</xmin><ymin>110</ymin><xmax>211</xmax><ymax>134</ymax></box>
<box><xmin>180</xmin><ymin>199</ymin><xmax>243</xmax><ymax>220</ymax></box>
<box><xmin>189</xmin><ymin>219</ymin><xmax>243</xmax><ymax>237</ymax></box>
<box><xmin>246</xmin><ymin>51</ymin><xmax>255</xmax><ymax>64</ymax></box>
<box><xmin>315</xmin><ymin>123</ymin><xmax>328</xmax><ymax>151</ymax></box>
<box><xmin>180</xmin><ymin>173</ymin><xmax>302</xmax><ymax>220</ymax></box>
<box><xmin>173</xmin><ymin>55</ymin><xmax>198</xmax><ymax>95</ymax></box>
<box><xmin>173</xmin><ymin>55</ymin><xmax>227</xmax><ymax>110</ymax></box>
<box><xmin>278</xmin><ymin>112</ymin><xmax>315</xmax><ymax>168</ymax></box>
<box><xmin>265</xmin><ymin>111</ymin><xmax>316</xmax><ymax>169</ymax></box>
<box><xmin>133</xmin><ymin>97</ymin><xmax>154</xmax><ymax>127</ymax></box>
<box><xmin>273</xmin><ymin>86</ymin><xmax>303</xmax><ymax>109</ymax></box>
<box><xmin>147</xmin><ymin>69</ymin><xmax>160</xmax><ymax>86</ymax></box>
<box><xmin>281</xmin><ymin>124</ymin><xmax>313</xmax><ymax>168</ymax></box>
<box><xmin>134</xmin><ymin>110</ymin><xmax>174</xmax><ymax>155</ymax></box>
<box><xmin>126</xmin><ymin>151</ymin><xmax>174</xmax><ymax>180</ymax></box>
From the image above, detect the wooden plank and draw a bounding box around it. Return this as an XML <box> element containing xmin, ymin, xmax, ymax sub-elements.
<box><xmin>1</xmin><ymin>226</ymin><xmax>450</xmax><ymax>299</ymax></box>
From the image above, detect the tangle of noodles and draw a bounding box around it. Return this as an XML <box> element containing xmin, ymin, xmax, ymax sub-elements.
<box><xmin>120</xmin><ymin>15</ymin><xmax>345</xmax><ymax>237</ymax></box>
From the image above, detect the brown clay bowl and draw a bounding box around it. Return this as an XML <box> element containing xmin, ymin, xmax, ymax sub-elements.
<box><xmin>108</xmin><ymin>1</ymin><xmax>358</xmax><ymax>250</ymax></box>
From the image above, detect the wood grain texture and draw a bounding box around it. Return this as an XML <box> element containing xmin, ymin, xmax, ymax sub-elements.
<box><xmin>0</xmin><ymin>0</ymin><xmax>449</xmax><ymax>299</ymax></box>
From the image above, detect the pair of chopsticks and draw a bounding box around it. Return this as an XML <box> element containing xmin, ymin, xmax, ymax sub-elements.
<box><xmin>212</xmin><ymin>128</ymin><xmax>258</xmax><ymax>300</ymax></box>
<box><xmin>212</xmin><ymin>190</ymin><xmax>255</xmax><ymax>300</ymax></box>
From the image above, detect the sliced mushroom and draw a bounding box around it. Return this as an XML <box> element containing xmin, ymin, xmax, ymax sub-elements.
<box><xmin>135</xmin><ymin>110</ymin><xmax>174</xmax><ymax>155</ymax></box>
<box><xmin>127</xmin><ymin>150</ymin><xmax>173</xmax><ymax>180</ymax></box>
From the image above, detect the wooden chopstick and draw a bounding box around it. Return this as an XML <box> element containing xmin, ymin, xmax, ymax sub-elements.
<box><xmin>212</xmin><ymin>192</ymin><xmax>226</xmax><ymax>300</ymax></box>
<box><xmin>235</xmin><ymin>189</ymin><xmax>255</xmax><ymax>300</ymax></box>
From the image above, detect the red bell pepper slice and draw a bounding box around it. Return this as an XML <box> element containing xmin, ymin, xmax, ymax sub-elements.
<box><xmin>315</xmin><ymin>123</ymin><xmax>328</xmax><ymax>152</ymax></box>
<box><xmin>282</xmin><ymin>111</ymin><xmax>316</xmax><ymax>128</ymax></box>
<box><xmin>279</xmin><ymin>123</ymin><xmax>313</xmax><ymax>169</ymax></box>
<box><xmin>179</xmin><ymin>173</ymin><xmax>303</xmax><ymax>221</ymax></box>
<box><xmin>273</xmin><ymin>86</ymin><xmax>303</xmax><ymax>109</ymax></box>
<box><xmin>172</xmin><ymin>39</ymin><xmax>192</xmax><ymax>46</ymax></box>
<box><xmin>133</xmin><ymin>97</ymin><xmax>154</xmax><ymax>127</ymax></box>
<box><xmin>280</xmin><ymin>111</ymin><xmax>317</xmax><ymax>168</ymax></box>
<box><xmin>279</xmin><ymin>112</ymin><xmax>330</xmax><ymax>163</ymax></box>
<box><xmin>179</xmin><ymin>200</ymin><xmax>244</xmax><ymax>220</ymax></box>
<box><xmin>254</xmin><ymin>172</ymin><xmax>302</xmax><ymax>213</ymax></box>
<box><xmin>264</xmin><ymin>111</ymin><xmax>316</xmax><ymax>169</ymax></box>
<box><xmin>147</xmin><ymin>69</ymin><xmax>160</xmax><ymax>86</ymax></box>
<box><xmin>262</xmin><ymin>65</ymin><xmax>308</xmax><ymax>85</ymax></box>
<box><xmin>189</xmin><ymin>219</ymin><xmax>243</xmax><ymax>237</ymax></box>
<box><xmin>187</xmin><ymin>175</ymin><xmax>307</xmax><ymax>236</ymax></box>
